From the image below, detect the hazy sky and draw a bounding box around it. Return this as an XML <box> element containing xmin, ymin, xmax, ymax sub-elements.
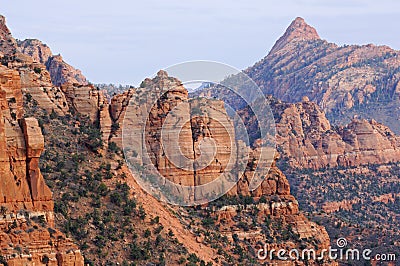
<box><xmin>2</xmin><ymin>0</ymin><xmax>400</xmax><ymax>85</ymax></box>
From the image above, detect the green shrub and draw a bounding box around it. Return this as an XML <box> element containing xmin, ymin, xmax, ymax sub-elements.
<box><xmin>34</xmin><ymin>67</ymin><xmax>42</xmax><ymax>74</ymax></box>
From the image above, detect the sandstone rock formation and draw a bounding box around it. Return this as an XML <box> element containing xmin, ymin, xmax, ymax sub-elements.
<box><xmin>109</xmin><ymin>71</ymin><xmax>336</xmax><ymax>264</ymax></box>
<box><xmin>0</xmin><ymin>64</ymin><xmax>83</xmax><ymax>266</ymax></box>
<box><xmin>0</xmin><ymin>217</ymin><xmax>84</xmax><ymax>266</ymax></box>
<box><xmin>1</xmin><ymin>16</ymin><xmax>87</xmax><ymax>89</ymax></box>
<box><xmin>109</xmin><ymin>88</ymin><xmax>136</xmax><ymax>147</ymax></box>
<box><xmin>269</xmin><ymin>17</ymin><xmax>320</xmax><ymax>54</ymax></box>
<box><xmin>0</xmin><ymin>15</ymin><xmax>17</xmax><ymax>55</ymax></box>
<box><xmin>0</xmin><ymin>17</ymin><xmax>69</xmax><ymax>116</ymax></box>
<box><xmin>235</xmin><ymin>96</ymin><xmax>400</xmax><ymax>169</ymax></box>
<box><xmin>229</xmin><ymin>152</ymin><xmax>299</xmax><ymax>214</ymax></box>
<box><xmin>111</xmin><ymin>71</ymin><xmax>262</xmax><ymax>202</ymax></box>
<box><xmin>17</xmin><ymin>38</ymin><xmax>88</xmax><ymax>87</ymax></box>
<box><xmin>1</xmin><ymin>14</ymin><xmax>110</xmax><ymax>125</ymax></box>
<box><xmin>271</xmin><ymin>98</ymin><xmax>400</xmax><ymax>169</ymax></box>
<box><xmin>1</xmin><ymin>13</ymin><xmax>114</xmax><ymax>154</ymax></box>
<box><xmin>18</xmin><ymin>39</ymin><xmax>53</xmax><ymax>65</ymax></box>
<box><xmin>0</xmin><ymin>13</ymin><xmax>343</xmax><ymax>264</ymax></box>
<box><xmin>19</xmin><ymin>62</ymin><xmax>70</xmax><ymax>116</ymax></box>
<box><xmin>45</xmin><ymin>55</ymin><xmax>88</xmax><ymax>86</ymax></box>
<box><xmin>212</xmin><ymin>154</ymin><xmax>335</xmax><ymax>265</ymax></box>
<box><xmin>61</xmin><ymin>83</ymin><xmax>108</xmax><ymax>122</ymax></box>
<box><xmin>0</xmin><ymin>66</ymin><xmax>51</xmax><ymax>212</ymax></box>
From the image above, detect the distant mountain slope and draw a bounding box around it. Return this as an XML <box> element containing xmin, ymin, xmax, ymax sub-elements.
<box><xmin>18</xmin><ymin>39</ymin><xmax>88</xmax><ymax>86</ymax></box>
<box><xmin>246</xmin><ymin>17</ymin><xmax>400</xmax><ymax>133</ymax></box>
<box><xmin>0</xmin><ymin>15</ymin><xmax>87</xmax><ymax>87</ymax></box>
<box><xmin>237</xmin><ymin>96</ymin><xmax>400</xmax><ymax>169</ymax></box>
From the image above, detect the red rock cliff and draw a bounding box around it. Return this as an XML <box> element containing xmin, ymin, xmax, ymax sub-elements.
<box><xmin>0</xmin><ymin>65</ymin><xmax>84</xmax><ymax>266</ymax></box>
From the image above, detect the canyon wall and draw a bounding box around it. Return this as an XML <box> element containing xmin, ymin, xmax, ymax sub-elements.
<box><xmin>272</xmin><ymin>97</ymin><xmax>400</xmax><ymax>169</ymax></box>
<box><xmin>0</xmin><ymin>66</ymin><xmax>83</xmax><ymax>266</ymax></box>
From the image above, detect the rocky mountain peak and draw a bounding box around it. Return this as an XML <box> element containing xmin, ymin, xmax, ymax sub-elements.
<box><xmin>0</xmin><ymin>15</ymin><xmax>6</xmax><ymax>25</ymax></box>
<box><xmin>0</xmin><ymin>14</ymin><xmax>12</xmax><ymax>38</ymax></box>
<box><xmin>157</xmin><ymin>69</ymin><xmax>168</xmax><ymax>78</ymax></box>
<box><xmin>269</xmin><ymin>17</ymin><xmax>320</xmax><ymax>54</ymax></box>
<box><xmin>18</xmin><ymin>38</ymin><xmax>53</xmax><ymax>64</ymax></box>
<box><xmin>0</xmin><ymin>14</ymin><xmax>17</xmax><ymax>55</ymax></box>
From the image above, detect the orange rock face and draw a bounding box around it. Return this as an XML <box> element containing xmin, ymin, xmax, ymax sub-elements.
<box><xmin>110</xmin><ymin>71</ymin><xmax>271</xmax><ymax>202</ymax></box>
<box><xmin>18</xmin><ymin>39</ymin><xmax>53</xmax><ymax>65</ymax></box>
<box><xmin>272</xmin><ymin>98</ymin><xmax>400</xmax><ymax>169</ymax></box>
<box><xmin>46</xmin><ymin>55</ymin><xmax>88</xmax><ymax>86</ymax></box>
<box><xmin>60</xmin><ymin>83</ymin><xmax>110</xmax><ymax>125</ymax></box>
<box><xmin>17</xmin><ymin>38</ymin><xmax>88</xmax><ymax>87</ymax></box>
<box><xmin>0</xmin><ymin>66</ymin><xmax>51</xmax><ymax>212</ymax></box>
<box><xmin>213</xmin><ymin>154</ymin><xmax>335</xmax><ymax>265</ymax></box>
<box><xmin>18</xmin><ymin>61</ymin><xmax>70</xmax><ymax>116</ymax></box>
<box><xmin>0</xmin><ymin>15</ymin><xmax>17</xmax><ymax>54</ymax></box>
<box><xmin>0</xmin><ymin>65</ymin><xmax>84</xmax><ymax>266</ymax></box>
<box><xmin>0</xmin><ymin>215</ymin><xmax>84</xmax><ymax>266</ymax></box>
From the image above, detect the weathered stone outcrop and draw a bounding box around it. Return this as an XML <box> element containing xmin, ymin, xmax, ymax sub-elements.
<box><xmin>0</xmin><ymin>15</ymin><xmax>17</xmax><ymax>55</ymax></box>
<box><xmin>0</xmin><ymin>66</ymin><xmax>52</xmax><ymax>212</ymax></box>
<box><xmin>99</xmin><ymin>100</ymin><xmax>112</xmax><ymax>146</ymax></box>
<box><xmin>61</xmin><ymin>83</ymin><xmax>108</xmax><ymax>122</ymax></box>
<box><xmin>0</xmin><ymin>64</ymin><xmax>84</xmax><ymax>266</ymax></box>
<box><xmin>111</xmin><ymin>71</ymin><xmax>257</xmax><ymax>201</ymax></box>
<box><xmin>230</xmin><ymin>152</ymin><xmax>299</xmax><ymax>214</ymax></box>
<box><xmin>109</xmin><ymin>71</ymin><xmax>335</xmax><ymax>264</ymax></box>
<box><xmin>46</xmin><ymin>55</ymin><xmax>87</xmax><ymax>86</ymax></box>
<box><xmin>19</xmin><ymin>63</ymin><xmax>70</xmax><ymax>116</ymax></box>
<box><xmin>0</xmin><ymin>17</ymin><xmax>70</xmax><ymax>116</ymax></box>
<box><xmin>2</xmin><ymin>13</ymin><xmax>109</xmax><ymax>146</ymax></box>
<box><xmin>18</xmin><ymin>39</ymin><xmax>53</xmax><ymax>65</ymax></box>
<box><xmin>190</xmin><ymin>98</ymin><xmax>238</xmax><ymax>200</ymax></box>
<box><xmin>213</xmin><ymin>154</ymin><xmax>334</xmax><ymax>265</ymax></box>
<box><xmin>271</xmin><ymin>98</ymin><xmax>400</xmax><ymax>169</ymax></box>
<box><xmin>109</xmin><ymin>89</ymin><xmax>136</xmax><ymax>147</ymax></box>
<box><xmin>0</xmin><ymin>215</ymin><xmax>84</xmax><ymax>266</ymax></box>
<box><xmin>269</xmin><ymin>17</ymin><xmax>320</xmax><ymax>54</ymax></box>
<box><xmin>17</xmin><ymin>38</ymin><xmax>88</xmax><ymax>87</ymax></box>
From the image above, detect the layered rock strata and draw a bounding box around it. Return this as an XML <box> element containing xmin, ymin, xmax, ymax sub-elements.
<box><xmin>0</xmin><ymin>64</ymin><xmax>83</xmax><ymax>266</ymax></box>
<box><xmin>273</xmin><ymin>97</ymin><xmax>400</xmax><ymax>169</ymax></box>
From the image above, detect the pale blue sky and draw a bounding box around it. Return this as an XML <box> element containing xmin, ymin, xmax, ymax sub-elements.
<box><xmin>2</xmin><ymin>0</ymin><xmax>400</xmax><ymax>85</ymax></box>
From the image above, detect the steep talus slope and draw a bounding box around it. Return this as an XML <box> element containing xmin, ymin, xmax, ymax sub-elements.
<box><xmin>246</xmin><ymin>17</ymin><xmax>400</xmax><ymax>134</ymax></box>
